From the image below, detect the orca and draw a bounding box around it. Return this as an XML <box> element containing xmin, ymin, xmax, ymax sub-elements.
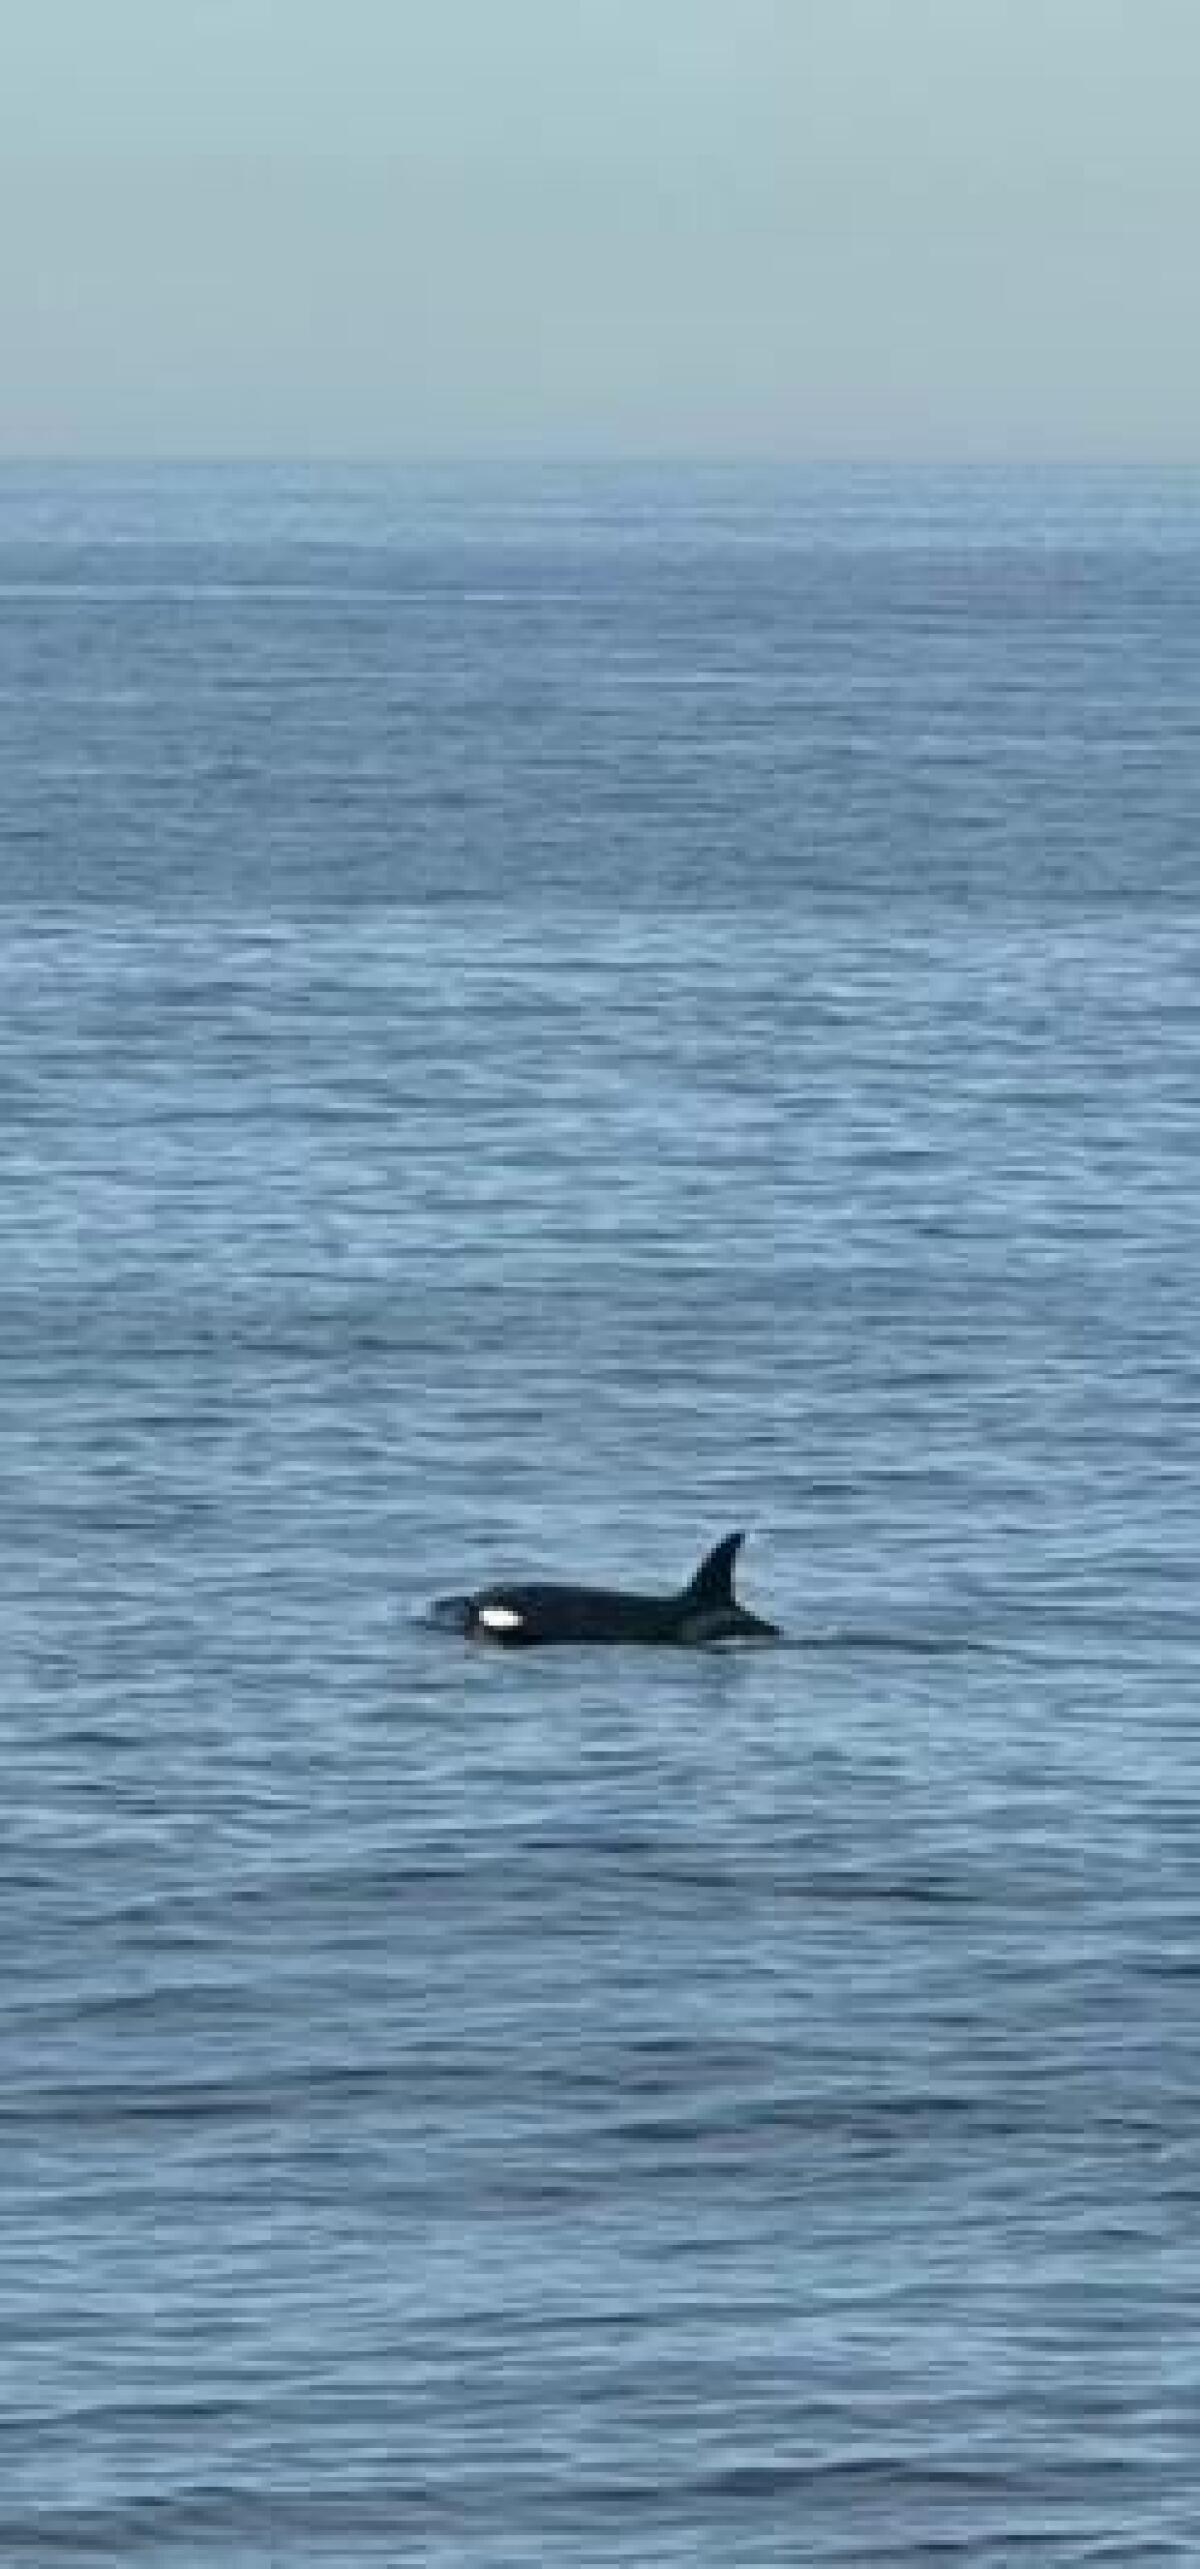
<box><xmin>432</xmin><ymin>1530</ymin><xmax>778</xmax><ymax>1648</ymax></box>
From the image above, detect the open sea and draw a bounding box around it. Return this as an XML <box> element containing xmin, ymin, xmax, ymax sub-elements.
<box><xmin>3</xmin><ymin>460</ymin><xmax>1200</xmax><ymax>2564</ymax></box>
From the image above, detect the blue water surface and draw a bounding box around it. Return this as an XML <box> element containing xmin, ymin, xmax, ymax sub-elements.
<box><xmin>2</xmin><ymin>462</ymin><xmax>1200</xmax><ymax>2564</ymax></box>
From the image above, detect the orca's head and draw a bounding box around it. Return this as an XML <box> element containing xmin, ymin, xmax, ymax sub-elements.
<box><xmin>457</xmin><ymin>1590</ymin><xmax>538</xmax><ymax>1645</ymax></box>
<box><xmin>428</xmin><ymin>1589</ymin><xmax>530</xmax><ymax>1642</ymax></box>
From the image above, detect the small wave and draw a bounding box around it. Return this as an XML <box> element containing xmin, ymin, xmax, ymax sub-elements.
<box><xmin>419</xmin><ymin>1595</ymin><xmax>472</xmax><ymax>1634</ymax></box>
<box><xmin>779</xmin><ymin>1627</ymin><xmax>1001</xmax><ymax>1658</ymax></box>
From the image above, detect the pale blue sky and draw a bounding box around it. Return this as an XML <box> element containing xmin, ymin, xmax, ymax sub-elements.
<box><xmin>3</xmin><ymin>0</ymin><xmax>1198</xmax><ymax>458</ymax></box>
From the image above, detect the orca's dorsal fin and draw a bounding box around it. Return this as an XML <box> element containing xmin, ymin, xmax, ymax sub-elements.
<box><xmin>683</xmin><ymin>1531</ymin><xmax>744</xmax><ymax>1607</ymax></box>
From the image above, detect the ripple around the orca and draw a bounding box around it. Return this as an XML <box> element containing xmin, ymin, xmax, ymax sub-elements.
<box><xmin>416</xmin><ymin>1608</ymin><xmax>996</xmax><ymax>1657</ymax></box>
<box><xmin>422</xmin><ymin>1595</ymin><xmax>474</xmax><ymax>1633</ymax></box>
<box><xmin>781</xmin><ymin>1626</ymin><xmax>1005</xmax><ymax>1658</ymax></box>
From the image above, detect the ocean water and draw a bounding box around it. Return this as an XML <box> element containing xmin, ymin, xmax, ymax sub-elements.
<box><xmin>3</xmin><ymin>462</ymin><xmax>1200</xmax><ymax>2564</ymax></box>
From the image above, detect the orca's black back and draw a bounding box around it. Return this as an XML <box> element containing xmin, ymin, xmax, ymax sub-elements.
<box><xmin>486</xmin><ymin>1582</ymin><xmax>676</xmax><ymax>1644</ymax></box>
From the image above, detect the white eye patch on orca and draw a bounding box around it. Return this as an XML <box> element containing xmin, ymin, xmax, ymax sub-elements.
<box><xmin>477</xmin><ymin>1603</ymin><xmax>523</xmax><ymax>1633</ymax></box>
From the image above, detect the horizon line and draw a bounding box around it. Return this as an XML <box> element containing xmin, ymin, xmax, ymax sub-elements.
<box><xmin>2</xmin><ymin>448</ymin><xmax>1200</xmax><ymax>475</ymax></box>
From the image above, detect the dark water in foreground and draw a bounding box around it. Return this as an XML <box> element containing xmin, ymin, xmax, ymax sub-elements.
<box><xmin>3</xmin><ymin>465</ymin><xmax>1200</xmax><ymax>2562</ymax></box>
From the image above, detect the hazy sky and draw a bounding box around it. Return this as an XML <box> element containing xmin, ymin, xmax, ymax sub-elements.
<box><xmin>3</xmin><ymin>0</ymin><xmax>1198</xmax><ymax>459</ymax></box>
